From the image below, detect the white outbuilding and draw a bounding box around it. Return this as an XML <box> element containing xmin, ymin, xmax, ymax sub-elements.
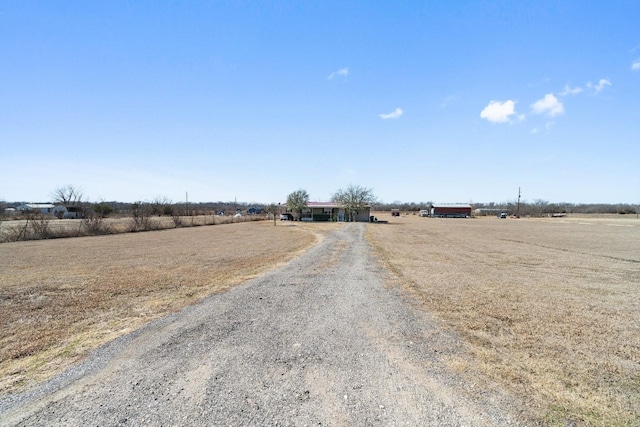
<box><xmin>52</xmin><ymin>205</ymin><xmax>85</xmax><ymax>219</ymax></box>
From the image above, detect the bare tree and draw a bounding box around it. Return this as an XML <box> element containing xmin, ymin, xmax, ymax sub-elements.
<box><xmin>169</xmin><ymin>203</ymin><xmax>185</xmax><ymax>228</ymax></box>
<box><xmin>266</xmin><ymin>202</ymin><xmax>281</xmax><ymax>225</ymax></box>
<box><xmin>130</xmin><ymin>202</ymin><xmax>151</xmax><ymax>231</ymax></box>
<box><xmin>332</xmin><ymin>184</ymin><xmax>377</xmax><ymax>222</ymax></box>
<box><xmin>150</xmin><ymin>196</ymin><xmax>172</xmax><ymax>216</ymax></box>
<box><xmin>286</xmin><ymin>189</ymin><xmax>309</xmax><ymax>220</ymax></box>
<box><xmin>82</xmin><ymin>213</ymin><xmax>111</xmax><ymax>235</ymax></box>
<box><xmin>52</xmin><ymin>185</ymin><xmax>83</xmax><ymax>206</ymax></box>
<box><xmin>25</xmin><ymin>212</ymin><xmax>52</xmax><ymax>240</ymax></box>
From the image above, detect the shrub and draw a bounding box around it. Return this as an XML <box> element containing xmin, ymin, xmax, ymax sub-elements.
<box><xmin>27</xmin><ymin>215</ymin><xmax>52</xmax><ymax>240</ymax></box>
<box><xmin>83</xmin><ymin>215</ymin><xmax>112</xmax><ymax>235</ymax></box>
<box><xmin>93</xmin><ymin>203</ymin><xmax>114</xmax><ymax>218</ymax></box>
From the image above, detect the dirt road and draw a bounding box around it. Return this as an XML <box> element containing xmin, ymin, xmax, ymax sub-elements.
<box><xmin>0</xmin><ymin>224</ymin><xmax>527</xmax><ymax>426</ymax></box>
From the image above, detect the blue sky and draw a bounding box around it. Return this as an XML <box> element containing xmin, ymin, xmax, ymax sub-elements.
<box><xmin>1</xmin><ymin>1</ymin><xmax>639</xmax><ymax>205</ymax></box>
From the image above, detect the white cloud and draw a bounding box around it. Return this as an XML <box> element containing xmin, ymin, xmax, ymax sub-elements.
<box><xmin>586</xmin><ymin>78</ymin><xmax>611</xmax><ymax>93</ymax></box>
<box><xmin>559</xmin><ymin>84</ymin><xmax>583</xmax><ymax>96</ymax></box>
<box><xmin>631</xmin><ymin>59</ymin><xmax>640</xmax><ymax>71</ymax></box>
<box><xmin>531</xmin><ymin>93</ymin><xmax>564</xmax><ymax>116</ymax></box>
<box><xmin>328</xmin><ymin>67</ymin><xmax>349</xmax><ymax>79</ymax></box>
<box><xmin>479</xmin><ymin>100</ymin><xmax>517</xmax><ymax>123</ymax></box>
<box><xmin>379</xmin><ymin>108</ymin><xmax>403</xmax><ymax>119</ymax></box>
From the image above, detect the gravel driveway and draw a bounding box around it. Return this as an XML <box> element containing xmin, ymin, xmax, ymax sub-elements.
<box><xmin>0</xmin><ymin>223</ymin><xmax>527</xmax><ymax>426</ymax></box>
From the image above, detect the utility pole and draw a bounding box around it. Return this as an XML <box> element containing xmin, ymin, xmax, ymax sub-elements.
<box><xmin>186</xmin><ymin>192</ymin><xmax>189</xmax><ymax>216</ymax></box>
<box><xmin>517</xmin><ymin>187</ymin><xmax>521</xmax><ymax>217</ymax></box>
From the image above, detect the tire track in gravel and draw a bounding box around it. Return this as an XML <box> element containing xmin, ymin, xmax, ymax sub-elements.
<box><xmin>0</xmin><ymin>223</ymin><xmax>527</xmax><ymax>426</ymax></box>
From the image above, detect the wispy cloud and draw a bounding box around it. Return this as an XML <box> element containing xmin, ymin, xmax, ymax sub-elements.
<box><xmin>328</xmin><ymin>67</ymin><xmax>349</xmax><ymax>79</ymax></box>
<box><xmin>632</xmin><ymin>59</ymin><xmax>640</xmax><ymax>71</ymax></box>
<box><xmin>379</xmin><ymin>108</ymin><xmax>403</xmax><ymax>119</ymax></box>
<box><xmin>531</xmin><ymin>120</ymin><xmax>556</xmax><ymax>135</ymax></box>
<box><xmin>559</xmin><ymin>84</ymin><xmax>583</xmax><ymax>96</ymax></box>
<box><xmin>586</xmin><ymin>78</ymin><xmax>611</xmax><ymax>93</ymax></box>
<box><xmin>480</xmin><ymin>100</ymin><xmax>517</xmax><ymax>123</ymax></box>
<box><xmin>440</xmin><ymin>94</ymin><xmax>457</xmax><ymax>108</ymax></box>
<box><xmin>531</xmin><ymin>93</ymin><xmax>564</xmax><ymax>117</ymax></box>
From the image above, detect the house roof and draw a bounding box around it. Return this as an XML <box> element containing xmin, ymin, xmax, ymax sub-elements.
<box><xmin>18</xmin><ymin>203</ymin><xmax>55</xmax><ymax>210</ymax></box>
<box><xmin>306</xmin><ymin>202</ymin><xmax>339</xmax><ymax>208</ymax></box>
<box><xmin>432</xmin><ymin>204</ymin><xmax>472</xmax><ymax>209</ymax></box>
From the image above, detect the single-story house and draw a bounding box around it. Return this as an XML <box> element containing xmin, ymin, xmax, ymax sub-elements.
<box><xmin>431</xmin><ymin>204</ymin><xmax>472</xmax><ymax>218</ymax></box>
<box><xmin>301</xmin><ymin>202</ymin><xmax>371</xmax><ymax>222</ymax></box>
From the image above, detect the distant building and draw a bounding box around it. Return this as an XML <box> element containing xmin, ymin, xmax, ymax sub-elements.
<box><xmin>52</xmin><ymin>205</ymin><xmax>85</xmax><ymax>219</ymax></box>
<box><xmin>431</xmin><ymin>204</ymin><xmax>472</xmax><ymax>218</ymax></box>
<box><xmin>16</xmin><ymin>203</ymin><xmax>55</xmax><ymax>216</ymax></box>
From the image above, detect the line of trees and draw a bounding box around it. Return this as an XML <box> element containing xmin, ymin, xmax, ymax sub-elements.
<box><xmin>0</xmin><ymin>186</ymin><xmax>272</xmax><ymax>242</ymax></box>
<box><xmin>373</xmin><ymin>201</ymin><xmax>637</xmax><ymax>216</ymax></box>
<box><xmin>2</xmin><ymin>184</ymin><xmax>637</xmax><ymax>230</ymax></box>
<box><xmin>472</xmin><ymin>200</ymin><xmax>637</xmax><ymax>216</ymax></box>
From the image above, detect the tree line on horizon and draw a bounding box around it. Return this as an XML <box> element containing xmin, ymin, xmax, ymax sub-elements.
<box><xmin>3</xmin><ymin>185</ymin><xmax>635</xmax><ymax>243</ymax></box>
<box><xmin>1</xmin><ymin>184</ymin><xmax>637</xmax><ymax>218</ymax></box>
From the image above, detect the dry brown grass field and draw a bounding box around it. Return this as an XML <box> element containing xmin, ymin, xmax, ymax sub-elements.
<box><xmin>2</xmin><ymin>214</ymin><xmax>638</xmax><ymax>425</ymax></box>
<box><xmin>367</xmin><ymin>213</ymin><xmax>640</xmax><ymax>426</ymax></box>
<box><xmin>0</xmin><ymin>213</ymin><xmax>263</xmax><ymax>241</ymax></box>
<box><xmin>0</xmin><ymin>220</ymin><xmax>335</xmax><ymax>395</ymax></box>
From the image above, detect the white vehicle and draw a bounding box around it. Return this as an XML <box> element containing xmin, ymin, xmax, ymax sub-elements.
<box><xmin>419</xmin><ymin>210</ymin><xmax>429</xmax><ymax>217</ymax></box>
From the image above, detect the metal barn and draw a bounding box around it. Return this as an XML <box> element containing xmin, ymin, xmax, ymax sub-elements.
<box><xmin>431</xmin><ymin>204</ymin><xmax>472</xmax><ymax>218</ymax></box>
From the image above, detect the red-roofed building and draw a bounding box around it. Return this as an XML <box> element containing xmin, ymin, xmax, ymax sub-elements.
<box><xmin>430</xmin><ymin>204</ymin><xmax>471</xmax><ymax>218</ymax></box>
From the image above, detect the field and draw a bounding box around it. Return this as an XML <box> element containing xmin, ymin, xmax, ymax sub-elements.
<box><xmin>0</xmin><ymin>213</ymin><xmax>264</xmax><ymax>242</ymax></box>
<box><xmin>1</xmin><ymin>214</ymin><xmax>639</xmax><ymax>425</ymax></box>
<box><xmin>367</xmin><ymin>213</ymin><xmax>640</xmax><ymax>426</ymax></box>
<box><xmin>0</xmin><ymin>221</ymin><xmax>327</xmax><ymax>394</ymax></box>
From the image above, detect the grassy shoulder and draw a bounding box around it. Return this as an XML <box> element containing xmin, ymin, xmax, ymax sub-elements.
<box><xmin>0</xmin><ymin>220</ymin><xmax>324</xmax><ymax>396</ymax></box>
<box><xmin>365</xmin><ymin>213</ymin><xmax>640</xmax><ymax>426</ymax></box>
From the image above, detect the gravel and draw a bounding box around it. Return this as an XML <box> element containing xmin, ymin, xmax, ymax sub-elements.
<box><xmin>0</xmin><ymin>223</ymin><xmax>529</xmax><ymax>426</ymax></box>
